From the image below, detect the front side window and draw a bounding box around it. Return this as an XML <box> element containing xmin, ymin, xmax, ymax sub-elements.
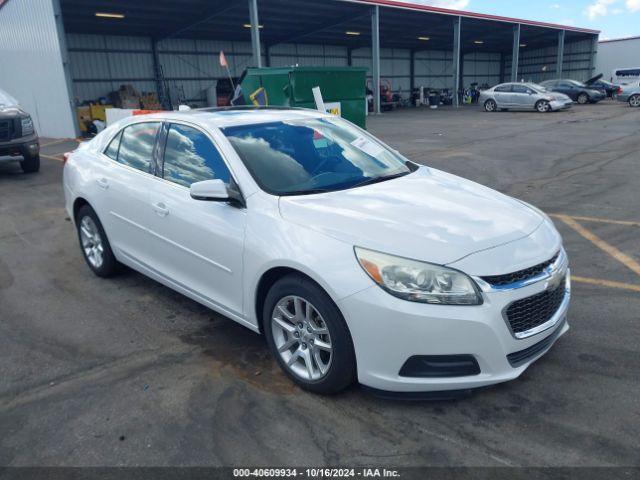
<box><xmin>512</xmin><ymin>85</ymin><xmax>530</xmax><ymax>94</ymax></box>
<box><xmin>116</xmin><ymin>122</ymin><xmax>161</xmax><ymax>173</ymax></box>
<box><xmin>162</xmin><ymin>124</ymin><xmax>231</xmax><ymax>188</ymax></box>
<box><xmin>495</xmin><ymin>85</ymin><xmax>512</xmax><ymax>93</ymax></box>
<box><xmin>222</xmin><ymin>117</ymin><xmax>414</xmax><ymax>196</ymax></box>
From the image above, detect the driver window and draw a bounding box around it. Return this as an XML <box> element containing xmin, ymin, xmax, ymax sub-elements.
<box><xmin>162</xmin><ymin>124</ymin><xmax>231</xmax><ymax>188</ymax></box>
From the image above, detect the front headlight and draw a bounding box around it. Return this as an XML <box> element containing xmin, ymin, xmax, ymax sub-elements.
<box><xmin>355</xmin><ymin>247</ymin><xmax>482</xmax><ymax>305</ymax></box>
<box><xmin>21</xmin><ymin>116</ymin><xmax>34</xmax><ymax>136</ymax></box>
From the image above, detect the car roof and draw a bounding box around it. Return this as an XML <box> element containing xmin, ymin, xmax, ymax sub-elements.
<box><xmin>138</xmin><ymin>107</ymin><xmax>330</xmax><ymax>129</ymax></box>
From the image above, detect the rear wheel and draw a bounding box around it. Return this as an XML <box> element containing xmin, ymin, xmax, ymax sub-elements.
<box><xmin>76</xmin><ymin>205</ymin><xmax>119</xmax><ymax>277</ymax></box>
<box><xmin>629</xmin><ymin>94</ymin><xmax>640</xmax><ymax>108</ymax></box>
<box><xmin>535</xmin><ymin>100</ymin><xmax>551</xmax><ymax>113</ymax></box>
<box><xmin>577</xmin><ymin>93</ymin><xmax>589</xmax><ymax>105</ymax></box>
<box><xmin>20</xmin><ymin>153</ymin><xmax>40</xmax><ymax>173</ymax></box>
<box><xmin>263</xmin><ymin>274</ymin><xmax>356</xmax><ymax>394</ymax></box>
<box><xmin>484</xmin><ymin>99</ymin><xmax>497</xmax><ymax>112</ymax></box>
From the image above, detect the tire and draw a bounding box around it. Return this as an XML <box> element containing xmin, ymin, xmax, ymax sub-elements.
<box><xmin>577</xmin><ymin>93</ymin><xmax>589</xmax><ymax>105</ymax></box>
<box><xmin>535</xmin><ymin>100</ymin><xmax>551</xmax><ymax>113</ymax></box>
<box><xmin>484</xmin><ymin>99</ymin><xmax>497</xmax><ymax>112</ymax></box>
<box><xmin>75</xmin><ymin>205</ymin><xmax>119</xmax><ymax>277</ymax></box>
<box><xmin>262</xmin><ymin>274</ymin><xmax>356</xmax><ymax>394</ymax></box>
<box><xmin>629</xmin><ymin>94</ymin><xmax>640</xmax><ymax>108</ymax></box>
<box><xmin>20</xmin><ymin>153</ymin><xmax>40</xmax><ymax>173</ymax></box>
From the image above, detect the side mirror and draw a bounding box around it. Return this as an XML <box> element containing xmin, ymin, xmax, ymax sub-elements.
<box><xmin>190</xmin><ymin>179</ymin><xmax>229</xmax><ymax>202</ymax></box>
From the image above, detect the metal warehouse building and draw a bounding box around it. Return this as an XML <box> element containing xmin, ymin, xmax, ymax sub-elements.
<box><xmin>0</xmin><ymin>0</ymin><xmax>599</xmax><ymax>138</ymax></box>
<box><xmin>596</xmin><ymin>36</ymin><xmax>640</xmax><ymax>82</ymax></box>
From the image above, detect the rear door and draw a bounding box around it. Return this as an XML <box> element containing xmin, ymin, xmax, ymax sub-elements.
<box><xmin>97</xmin><ymin>121</ymin><xmax>161</xmax><ymax>266</ymax></box>
<box><xmin>146</xmin><ymin>121</ymin><xmax>247</xmax><ymax>318</ymax></box>
<box><xmin>493</xmin><ymin>84</ymin><xmax>513</xmax><ymax>107</ymax></box>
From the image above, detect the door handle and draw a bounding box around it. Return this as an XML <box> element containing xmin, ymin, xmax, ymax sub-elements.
<box><xmin>152</xmin><ymin>202</ymin><xmax>169</xmax><ymax>217</ymax></box>
<box><xmin>96</xmin><ymin>178</ymin><xmax>109</xmax><ymax>190</ymax></box>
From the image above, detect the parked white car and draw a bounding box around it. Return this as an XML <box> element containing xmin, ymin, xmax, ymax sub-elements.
<box><xmin>63</xmin><ymin>108</ymin><xmax>570</xmax><ymax>396</ymax></box>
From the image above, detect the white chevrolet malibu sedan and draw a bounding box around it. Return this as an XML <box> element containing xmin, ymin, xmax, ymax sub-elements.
<box><xmin>63</xmin><ymin>107</ymin><xmax>570</xmax><ymax>396</ymax></box>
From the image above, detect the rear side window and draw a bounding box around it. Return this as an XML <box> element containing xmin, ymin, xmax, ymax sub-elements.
<box><xmin>115</xmin><ymin>122</ymin><xmax>161</xmax><ymax>173</ymax></box>
<box><xmin>104</xmin><ymin>131</ymin><xmax>122</xmax><ymax>160</ymax></box>
<box><xmin>495</xmin><ymin>85</ymin><xmax>512</xmax><ymax>92</ymax></box>
<box><xmin>162</xmin><ymin>123</ymin><xmax>231</xmax><ymax>188</ymax></box>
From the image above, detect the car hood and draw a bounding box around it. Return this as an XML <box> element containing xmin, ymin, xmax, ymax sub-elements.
<box><xmin>279</xmin><ymin>167</ymin><xmax>544</xmax><ymax>265</ymax></box>
<box><xmin>0</xmin><ymin>106</ymin><xmax>27</xmax><ymax>119</ymax></box>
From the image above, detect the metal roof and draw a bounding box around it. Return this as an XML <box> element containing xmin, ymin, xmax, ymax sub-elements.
<box><xmin>60</xmin><ymin>0</ymin><xmax>598</xmax><ymax>53</ymax></box>
<box><xmin>344</xmin><ymin>0</ymin><xmax>600</xmax><ymax>34</ymax></box>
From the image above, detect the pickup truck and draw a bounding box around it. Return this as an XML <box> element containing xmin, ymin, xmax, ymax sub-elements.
<box><xmin>0</xmin><ymin>88</ymin><xmax>40</xmax><ymax>173</ymax></box>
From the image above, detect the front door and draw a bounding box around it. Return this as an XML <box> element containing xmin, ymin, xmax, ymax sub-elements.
<box><xmin>146</xmin><ymin>122</ymin><xmax>246</xmax><ymax>318</ymax></box>
<box><xmin>510</xmin><ymin>84</ymin><xmax>536</xmax><ymax>109</ymax></box>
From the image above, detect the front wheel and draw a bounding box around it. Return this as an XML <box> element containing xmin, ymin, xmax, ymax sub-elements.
<box><xmin>577</xmin><ymin>93</ymin><xmax>589</xmax><ymax>105</ymax></box>
<box><xmin>629</xmin><ymin>94</ymin><xmax>640</xmax><ymax>108</ymax></box>
<box><xmin>484</xmin><ymin>99</ymin><xmax>497</xmax><ymax>112</ymax></box>
<box><xmin>263</xmin><ymin>274</ymin><xmax>356</xmax><ymax>394</ymax></box>
<box><xmin>535</xmin><ymin>100</ymin><xmax>551</xmax><ymax>113</ymax></box>
<box><xmin>20</xmin><ymin>153</ymin><xmax>40</xmax><ymax>173</ymax></box>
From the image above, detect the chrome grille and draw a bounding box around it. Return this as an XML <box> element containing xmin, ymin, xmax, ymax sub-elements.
<box><xmin>505</xmin><ymin>275</ymin><xmax>566</xmax><ymax>335</ymax></box>
<box><xmin>0</xmin><ymin>120</ymin><xmax>12</xmax><ymax>142</ymax></box>
<box><xmin>482</xmin><ymin>252</ymin><xmax>559</xmax><ymax>287</ymax></box>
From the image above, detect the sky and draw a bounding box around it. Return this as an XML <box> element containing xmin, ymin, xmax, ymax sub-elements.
<box><xmin>408</xmin><ymin>0</ymin><xmax>639</xmax><ymax>39</ymax></box>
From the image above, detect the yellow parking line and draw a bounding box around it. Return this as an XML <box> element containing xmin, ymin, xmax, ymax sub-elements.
<box><xmin>555</xmin><ymin>214</ymin><xmax>640</xmax><ymax>278</ymax></box>
<box><xmin>550</xmin><ymin>214</ymin><xmax>640</xmax><ymax>228</ymax></box>
<box><xmin>41</xmin><ymin>154</ymin><xmax>63</xmax><ymax>162</ymax></box>
<box><xmin>39</xmin><ymin>138</ymin><xmax>75</xmax><ymax>148</ymax></box>
<box><xmin>572</xmin><ymin>276</ymin><xmax>640</xmax><ymax>293</ymax></box>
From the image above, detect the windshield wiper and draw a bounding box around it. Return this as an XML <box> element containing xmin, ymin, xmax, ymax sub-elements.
<box><xmin>350</xmin><ymin>170</ymin><xmax>412</xmax><ymax>189</ymax></box>
<box><xmin>279</xmin><ymin>188</ymin><xmax>335</xmax><ymax>197</ymax></box>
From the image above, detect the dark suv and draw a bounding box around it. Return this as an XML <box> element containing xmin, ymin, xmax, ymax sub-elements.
<box><xmin>0</xmin><ymin>89</ymin><xmax>40</xmax><ymax>173</ymax></box>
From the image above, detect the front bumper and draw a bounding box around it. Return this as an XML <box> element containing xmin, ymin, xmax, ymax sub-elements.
<box><xmin>0</xmin><ymin>133</ymin><xmax>39</xmax><ymax>159</ymax></box>
<box><xmin>550</xmin><ymin>100</ymin><xmax>573</xmax><ymax>111</ymax></box>
<box><xmin>338</xmin><ymin>263</ymin><xmax>571</xmax><ymax>393</ymax></box>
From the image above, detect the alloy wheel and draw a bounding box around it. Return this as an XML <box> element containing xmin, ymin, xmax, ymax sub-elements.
<box><xmin>630</xmin><ymin>95</ymin><xmax>640</xmax><ymax>108</ymax></box>
<box><xmin>271</xmin><ymin>295</ymin><xmax>333</xmax><ymax>381</ymax></box>
<box><xmin>537</xmin><ymin>101</ymin><xmax>550</xmax><ymax>113</ymax></box>
<box><xmin>577</xmin><ymin>94</ymin><xmax>588</xmax><ymax>104</ymax></box>
<box><xmin>485</xmin><ymin>100</ymin><xmax>496</xmax><ymax>112</ymax></box>
<box><xmin>80</xmin><ymin>216</ymin><xmax>104</xmax><ymax>269</ymax></box>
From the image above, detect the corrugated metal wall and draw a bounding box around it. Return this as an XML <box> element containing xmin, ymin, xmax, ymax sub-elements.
<box><xmin>67</xmin><ymin>33</ymin><xmax>506</xmax><ymax>105</ymax></box>
<box><xmin>507</xmin><ymin>38</ymin><xmax>595</xmax><ymax>83</ymax></box>
<box><xmin>0</xmin><ymin>0</ymin><xmax>77</xmax><ymax>138</ymax></box>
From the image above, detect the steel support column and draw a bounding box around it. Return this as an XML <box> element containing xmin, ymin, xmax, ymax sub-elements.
<box><xmin>371</xmin><ymin>5</ymin><xmax>381</xmax><ymax>114</ymax></box>
<box><xmin>452</xmin><ymin>16</ymin><xmax>461</xmax><ymax>108</ymax></box>
<box><xmin>410</xmin><ymin>49</ymin><xmax>415</xmax><ymax>94</ymax></box>
<box><xmin>248</xmin><ymin>0</ymin><xmax>262</xmax><ymax>68</ymax></box>
<box><xmin>499</xmin><ymin>52</ymin><xmax>505</xmax><ymax>83</ymax></box>
<box><xmin>588</xmin><ymin>34</ymin><xmax>598</xmax><ymax>76</ymax></box>
<box><xmin>556</xmin><ymin>30</ymin><xmax>565</xmax><ymax>78</ymax></box>
<box><xmin>511</xmin><ymin>24</ymin><xmax>521</xmax><ymax>82</ymax></box>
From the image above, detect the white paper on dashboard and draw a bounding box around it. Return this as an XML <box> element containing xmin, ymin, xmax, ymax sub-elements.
<box><xmin>351</xmin><ymin>137</ymin><xmax>385</xmax><ymax>158</ymax></box>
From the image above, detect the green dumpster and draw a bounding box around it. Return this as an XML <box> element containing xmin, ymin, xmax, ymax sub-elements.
<box><xmin>239</xmin><ymin>67</ymin><xmax>368</xmax><ymax>129</ymax></box>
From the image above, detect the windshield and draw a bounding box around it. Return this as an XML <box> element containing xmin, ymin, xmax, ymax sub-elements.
<box><xmin>568</xmin><ymin>80</ymin><xmax>586</xmax><ymax>87</ymax></box>
<box><xmin>0</xmin><ymin>88</ymin><xmax>19</xmax><ymax>108</ymax></box>
<box><xmin>222</xmin><ymin>116</ymin><xmax>414</xmax><ymax>195</ymax></box>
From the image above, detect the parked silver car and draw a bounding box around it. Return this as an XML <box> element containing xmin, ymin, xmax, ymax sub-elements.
<box><xmin>480</xmin><ymin>83</ymin><xmax>573</xmax><ymax>113</ymax></box>
<box><xmin>616</xmin><ymin>82</ymin><xmax>640</xmax><ymax>107</ymax></box>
